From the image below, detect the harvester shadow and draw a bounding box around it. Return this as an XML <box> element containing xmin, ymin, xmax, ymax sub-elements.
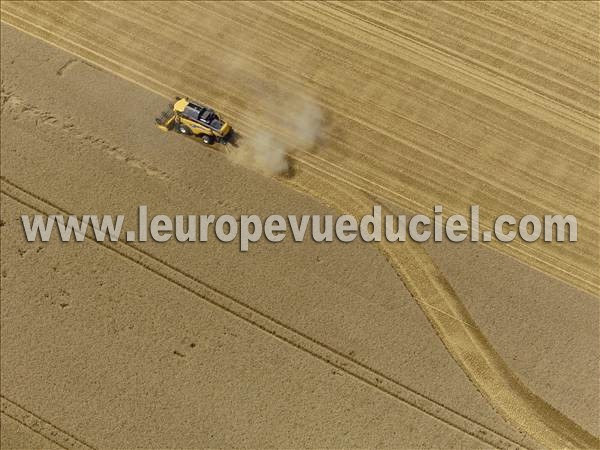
<box><xmin>227</xmin><ymin>130</ymin><xmax>241</xmax><ymax>148</ymax></box>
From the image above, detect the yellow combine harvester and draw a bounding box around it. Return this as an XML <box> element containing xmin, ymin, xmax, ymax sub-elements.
<box><xmin>155</xmin><ymin>97</ymin><xmax>234</xmax><ymax>145</ymax></box>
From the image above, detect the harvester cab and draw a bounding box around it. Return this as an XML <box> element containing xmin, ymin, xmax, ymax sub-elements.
<box><xmin>155</xmin><ymin>97</ymin><xmax>233</xmax><ymax>145</ymax></box>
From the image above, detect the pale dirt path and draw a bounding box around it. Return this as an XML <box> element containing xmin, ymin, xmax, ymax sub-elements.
<box><xmin>288</xmin><ymin>167</ymin><xmax>598</xmax><ymax>448</ymax></box>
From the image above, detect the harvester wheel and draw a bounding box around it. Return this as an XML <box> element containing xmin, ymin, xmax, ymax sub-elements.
<box><xmin>177</xmin><ymin>124</ymin><xmax>191</xmax><ymax>135</ymax></box>
<box><xmin>202</xmin><ymin>135</ymin><xmax>214</xmax><ymax>145</ymax></box>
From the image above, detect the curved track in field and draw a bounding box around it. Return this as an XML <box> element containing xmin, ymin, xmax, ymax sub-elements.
<box><xmin>1</xmin><ymin>2</ymin><xmax>598</xmax><ymax>448</ymax></box>
<box><xmin>288</xmin><ymin>165</ymin><xmax>598</xmax><ymax>449</ymax></box>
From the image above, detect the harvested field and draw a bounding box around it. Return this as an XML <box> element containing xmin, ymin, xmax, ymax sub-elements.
<box><xmin>1</xmin><ymin>2</ymin><xmax>598</xmax><ymax>448</ymax></box>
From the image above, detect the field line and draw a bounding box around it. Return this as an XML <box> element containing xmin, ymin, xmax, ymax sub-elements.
<box><xmin>0</xmin><ymin>178</ymin><xmax>528</xmax><ymax>449</ymax></box>
<box><xmin>0</xmin><ymin>395</ymin><xmax>96</xmax><ymax>450</ymax></box>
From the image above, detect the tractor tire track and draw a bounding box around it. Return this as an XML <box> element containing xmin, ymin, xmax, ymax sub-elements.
<box><xmin>0</xmin><ymin>395</ymin><xmax>96</xmax><ymax>450</ymax></box>
<box><xmin>287</xmin><ymin>160</ymin><xmax>599</xmax><ymax>449</ymax></box>
<box><xmin>0</xmin><ymin>177</ymin><xmax>527</xmax><ymax>450</ymax></box>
